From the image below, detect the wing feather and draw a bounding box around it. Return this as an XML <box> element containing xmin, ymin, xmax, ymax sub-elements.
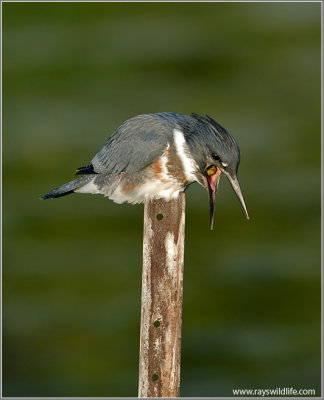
<box><xmin>91</xmin><ymin>114</ymin><xmax>174</xmax><ymax>174</ymax></box>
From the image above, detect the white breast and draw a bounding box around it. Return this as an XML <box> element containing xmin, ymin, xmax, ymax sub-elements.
<box><xmin>173</xmin><ymin>128</ymin><xmax>198</xmax><ymax>182</ymax></box>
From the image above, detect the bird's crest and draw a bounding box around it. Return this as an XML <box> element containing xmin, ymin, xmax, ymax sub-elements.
<box><xmin>190</xmin><ymin>113</ymin><xmax>229</xmax><ymax>137</ymax></box>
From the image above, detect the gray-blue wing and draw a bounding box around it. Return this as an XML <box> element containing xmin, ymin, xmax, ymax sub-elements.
<box><xmin>91</xmin><ymin>114</ymin><xmax>175</xmax><ymax>174</ymax></box>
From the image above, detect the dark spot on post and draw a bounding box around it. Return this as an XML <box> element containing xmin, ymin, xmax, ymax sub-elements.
<box><xmin>156</xmin><ymin>213</ymin><xmax>163</xmax><ymax>220</ymax></box>
<box><xmin>152</xmin><ymin>374</ymin><xmax>159</xmax><ymax>381</ymax></box>
<box><xmin>153</xmin><ymin>320</ymin><xmax>160</xmax><ymax>327</ymax></box>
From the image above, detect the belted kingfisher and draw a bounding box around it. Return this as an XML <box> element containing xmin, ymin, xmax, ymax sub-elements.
<box><xmin>42</xmin><ymin>112</ymin><xmax>249</xmax><ymax>229</ymax></box>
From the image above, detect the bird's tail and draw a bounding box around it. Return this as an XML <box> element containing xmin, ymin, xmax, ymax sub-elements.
<box><xmin>42</xmin><ymin>175</ymin><xmax>94</xmax><ymax>199</ymax></box>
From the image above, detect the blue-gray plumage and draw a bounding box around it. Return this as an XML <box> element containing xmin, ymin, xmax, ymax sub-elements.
<box><xmin>42</xmin><ymin>112</ymin><xmax>249</xmax><ymax>229</ymax></box>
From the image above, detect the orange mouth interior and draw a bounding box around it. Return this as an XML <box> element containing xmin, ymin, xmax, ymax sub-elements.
<box><xmin>206</xmin><ymin>165</ymin><xmax>221</xmax><ymax>192</ymax></box>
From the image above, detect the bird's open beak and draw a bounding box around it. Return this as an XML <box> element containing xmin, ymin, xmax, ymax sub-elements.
<box><xmin>223</xmin><ymin>172</ymin><xmax>249</xmax><ymax>220</ymax></box>
<box><xmin>206</xmin><ymin>166</ymin><xmax>249</xmax><ymax>230</ymax></box>
<box><xmin>206</xmin><ymin>166</ymin><xmax>221</xmax><ymax>230</ymax></box>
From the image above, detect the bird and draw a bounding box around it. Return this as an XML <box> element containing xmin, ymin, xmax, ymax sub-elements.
<box><xmin>42</xmin><ymin>112</ymin><xmax>249</xmax><ymax>229</ymax></box>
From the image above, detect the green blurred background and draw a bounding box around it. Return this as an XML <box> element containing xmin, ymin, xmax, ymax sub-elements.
<box><xmin>2</xmin><ymin>2</ymin><xmax>321</xmax><ymax>397</ymax></box>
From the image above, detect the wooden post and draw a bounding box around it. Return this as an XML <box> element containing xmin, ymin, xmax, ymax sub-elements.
<box><xmin>138</xmin><ymin>192</ymin><xmax>185</xmax><ymax>398</ymax></box>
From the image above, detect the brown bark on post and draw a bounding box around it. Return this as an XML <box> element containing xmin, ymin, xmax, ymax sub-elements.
<box><xmin>138</xmin><ymin>192</ymin><xmax>185</xmax><ymax>398</ymax></box>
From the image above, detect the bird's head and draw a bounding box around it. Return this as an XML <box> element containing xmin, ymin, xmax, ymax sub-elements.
<box><xmin>185</xmin><ymin>114</ymin><xmax>249</xmax><ymax>229</ymax></box>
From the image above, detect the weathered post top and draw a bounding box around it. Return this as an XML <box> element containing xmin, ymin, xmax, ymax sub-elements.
<box><xmin>139</xmin><ymin>193</ymin><xmax>186</xmax><ymax>398</ymax></box>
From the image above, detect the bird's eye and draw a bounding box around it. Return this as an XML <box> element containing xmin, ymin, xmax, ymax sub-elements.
<box><xmin>212</xmin><ymin>153</ymin><xmax>221</xmax><ymax>161</ymax></box>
